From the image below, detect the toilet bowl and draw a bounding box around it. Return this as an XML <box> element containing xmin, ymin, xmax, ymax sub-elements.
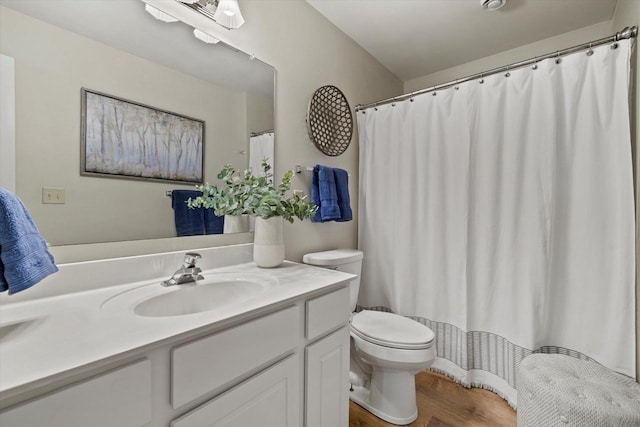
<box><xmin>303</xmin><ymin>249</ymin><xmax>436</xmax><ymax>425</ymax></box>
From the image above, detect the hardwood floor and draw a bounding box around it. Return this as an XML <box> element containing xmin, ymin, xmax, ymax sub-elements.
<box><xmin>349</xmin><ymin>371</ymin><xmax>516</xmax><ymax>427</ymax></box>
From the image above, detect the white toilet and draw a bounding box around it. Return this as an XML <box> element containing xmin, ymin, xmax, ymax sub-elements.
<box><xmin>303</xmin><ymin>249</ymin><xmax>436</xmax><ymax>425</ymax></box>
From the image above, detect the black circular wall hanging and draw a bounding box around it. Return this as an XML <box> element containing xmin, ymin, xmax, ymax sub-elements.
<box><xmin>306</xmin><ymin>85</ymin><xmax>353</xmax><ymax>157</ymax></box>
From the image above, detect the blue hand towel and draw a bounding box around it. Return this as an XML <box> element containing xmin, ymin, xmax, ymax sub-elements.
<box><xmin>172</xmin><ymin>190</ymin><xmax>205</xmax><ymax>236</ymax></box>
<box><xmin>311</xmin><ymin>165</ymin><xmax>341</xmax><ymax>223</ymax></box>
<box><xmin>333</xmin><ymin>168</ymin><xmax>352</xmax><ymax>222</ymax></box>
<box><xmin>0</xmin><ymin>188</ymin><xmax>58</xmax><ymax>295</ymax></box>
<box><xmin>204</xmin><ymin>210</ymin><xmax>224</xmax><ymax>235</ymax></box>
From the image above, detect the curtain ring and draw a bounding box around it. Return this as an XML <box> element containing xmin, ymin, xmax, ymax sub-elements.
<box><xmin>586</xmin><ymin>42</ymin><xmax>594</xmax><ymax>56</ymax></box>
<box><xmin>555</xmin><ymin>51</ymin><xmax>562</xmax><ymax>64</ymax></box>
<box><xmin>611</xmin><ymin>42</ymin><xmax>619</xmax><ymax>50</ymax></box>
<box><xmin>454</xmin><ymin>79</ymin><xmax>460</xmax><ymax>90</ymax></box>
<box><xmin>505</xmin><ymin>65</ymin><xmax>511</xmax><ymax>78</ymax></box>
<box><xmin>479</xmin><ymin>73</ymin><xmax>484</xmax><ymax>84</ymax></box>
<box><xmin>532</xmin><ymin>56</ymin><xmax>538</xmax><ymax>70</ymax></box>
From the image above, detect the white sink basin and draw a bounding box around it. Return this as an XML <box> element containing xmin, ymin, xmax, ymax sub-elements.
<box><xmin>0</xmin><ymin>318</ymin><xmax>43</xmax><ymax>343</ymax></box>
<box><xmin>101</xmin><ymin>273</ymin><xmax>279</xmax><ymax>317</ymax></box>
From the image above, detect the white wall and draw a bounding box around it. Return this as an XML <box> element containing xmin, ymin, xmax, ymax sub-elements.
<box><xmin>0</xmin><ymin>6</ymin><xmax>252</xmax><ymax>245</ymax></box>
<box><xmin>611</xmin><ymin>0</ymin><xmax>639</xmax><ymax>381</ymax></box>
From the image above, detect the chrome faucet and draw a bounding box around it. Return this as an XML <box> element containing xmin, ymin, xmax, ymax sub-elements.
<box><xmin>162</xmin><ymin>252</ymin><xmax>204</xmax><ymax>287</ymax></box>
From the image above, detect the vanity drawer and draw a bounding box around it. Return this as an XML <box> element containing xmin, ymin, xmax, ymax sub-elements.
<box><xmin>306</xmin><ymin>286</ymin><xmax>350</xmax><ymax>341</ymax></box>
<box><xmin>171</xmin><ymin>354</ymin><xmax>300</xmax><ymax>427</ymax></box>
<box><xmin>0</xmin><ymin>359</ymin><xmax>151</xmax><ymax>427</ymax></box>
<box><xmin>171</xmin><ymin>305</ymin><xmax>300</xmax><ymax>408</ymax></box>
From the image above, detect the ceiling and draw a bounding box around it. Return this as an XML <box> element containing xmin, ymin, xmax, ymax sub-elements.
<box><xmin>306</xmin><ymin>0</ymin><xmax>619</xmax><ymax>81</ymax></box>
<box><xmin>0</xmin><ymin>0</ymin><xmax>274</xmax><ymax>97</ymax></box>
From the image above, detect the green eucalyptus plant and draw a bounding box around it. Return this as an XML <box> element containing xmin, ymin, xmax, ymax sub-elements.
<box><xmin>188</xmin><ymin>160</ymin><xmax>318</xmax><ymax>223</ymax></box>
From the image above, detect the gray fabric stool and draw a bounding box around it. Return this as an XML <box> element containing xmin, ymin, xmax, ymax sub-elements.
<box><xmin>517</xmin><ymin>354</ymin><xmax>640</xmax><ymax>426</ymax></box>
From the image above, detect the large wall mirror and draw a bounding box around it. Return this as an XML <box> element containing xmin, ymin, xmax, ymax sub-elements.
<box><xmin>0</xmin><ymin>0</ymin><xmax>274</xmax><ymax>248</ymax></box>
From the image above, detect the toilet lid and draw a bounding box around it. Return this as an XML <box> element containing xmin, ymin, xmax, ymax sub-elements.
<box><xmin>351</xmin><ymin>310</ymin><xmax>435</xmax><ymax>350</ymax></box>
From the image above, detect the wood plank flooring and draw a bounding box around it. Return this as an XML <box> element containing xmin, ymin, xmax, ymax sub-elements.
<box><xmin>349</xmin><ymin>371</ymin><xmax>516</xmax><ymax>427</ymax></box>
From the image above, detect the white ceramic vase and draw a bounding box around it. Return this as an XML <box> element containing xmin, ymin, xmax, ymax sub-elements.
<box><xmin>253</xmin><ymin>216</ymin><xmax>284</xmax><ymax>268</ymax></box>
<box><xmin>223</xmin><ymin>215</ymin><xmax>250</xmax><ymax>234</ymax></box>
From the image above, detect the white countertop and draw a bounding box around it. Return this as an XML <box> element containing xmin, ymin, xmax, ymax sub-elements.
<box><xmin>0</xmin><ymin>260</ymin><xmax>354</xmax><ymax>400</ymax></box>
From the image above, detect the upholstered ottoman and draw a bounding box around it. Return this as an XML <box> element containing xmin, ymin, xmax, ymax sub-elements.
<box><xmin>517</xmin><ymin>354</ymin><xmax>640</xmax><ymax>427</ymax></box>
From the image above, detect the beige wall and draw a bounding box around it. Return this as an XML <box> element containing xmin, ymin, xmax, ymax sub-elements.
<box><xmin>0</xmin><ymin>6</ymin><xmax>252</xmax><ymax>245</ymax></box>
<box><xmin>404</xmin><ymin>21</ymin><xmax>614</xmax><ymax>93</ymax></box>
<box><xmin>611</xmin><ymin>0</ymin><xmax>639</xmax><ymax>381</ymax></box>
<box><xmin>193</xmin><ymin>0</ymin><xmax>404</xmax><ymax>262</ymax></box>
<box><xmin>2</xmin><ymin>1</ymin><xmax>403</xmax><ymax>261</ymax></box>
<box><xmin>247</xmin><ymin>92</ymin><xmax>274</xmax><ymax>138</ymax></box>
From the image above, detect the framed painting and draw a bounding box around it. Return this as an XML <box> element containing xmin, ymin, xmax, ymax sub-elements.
<box><xmin>80</xmin><ymin>88</ymin><xmax>204</xmax><ymax>184</ymax></box>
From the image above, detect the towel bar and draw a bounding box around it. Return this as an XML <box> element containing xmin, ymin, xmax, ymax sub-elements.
<box><xmin>295</xmin><ymin>165</ymin><xmax>351</xmax><ymax>176</ymax></box>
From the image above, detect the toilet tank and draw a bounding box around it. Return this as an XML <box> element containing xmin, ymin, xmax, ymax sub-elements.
<box><xmin>302</xmin><ymin>249</ymin><xmax>363</xmax><ymax>312</ymax></box>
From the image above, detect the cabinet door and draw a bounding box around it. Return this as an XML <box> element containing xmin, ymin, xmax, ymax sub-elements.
<box><xmin>171</xmin><ymin>355</ymin><xmax>299</xmax><ymax>427</ymax></box>
<box><xmin>305</xmin><ymin>326</ymin><xmax>350</xmax><ymax>427</ymax></box>
<box><xmin>0</xmin><ymin>359</ymin><xmax>151</xmax><ymax>427</ymax></box>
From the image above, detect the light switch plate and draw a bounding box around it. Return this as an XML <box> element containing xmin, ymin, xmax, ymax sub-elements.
<box><xmin>42</xmin><ymin>187</ymin><xmax>65</xmax><ymax>204</ymax></box>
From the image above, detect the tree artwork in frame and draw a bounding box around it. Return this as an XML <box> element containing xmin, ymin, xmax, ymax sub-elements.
<box><xmin>80</xmin><ymin>88</ymin><xmax>204</xmax><ymax>184</ymax></box>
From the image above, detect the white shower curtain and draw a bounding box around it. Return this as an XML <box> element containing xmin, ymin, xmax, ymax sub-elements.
<box><xmin>249</xmin><ymin>132</ymin><xmax>274</xmax><ymax>174</ymax></box>
<box><xmin>357</xmin><ymin>40</ymin><xmax>635</xmax><ymax>407</ymax></box>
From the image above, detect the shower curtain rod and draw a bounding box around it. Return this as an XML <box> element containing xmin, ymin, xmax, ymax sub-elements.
<box><xmin>250</xmin><ymin>129</ymin><xmax>274</xmax><ymax>137</ymax></box>
<box><xmin>355</xmin><ymin>25</ymin><xmax>638</xmax><ymax>112</ymax></box>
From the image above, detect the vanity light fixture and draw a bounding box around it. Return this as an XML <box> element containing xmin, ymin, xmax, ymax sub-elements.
<box><xmin>212</xmin><ymin>0</ymin><xmax>245</xmax><ymax>29</ymax></box>
<box><xmin>144</xmin><ymin>4</ymin><xmax>179</xmax><ymax>22</ymax></box>
<box><xmin>179</xmin><ymin>0</ymin><xmax>245</xmax><ymax>30</ymax></box>
<box><xmin>193</xmin><ymin>28</ymin><xmax>220</xmax><ymax>44</ymax></box>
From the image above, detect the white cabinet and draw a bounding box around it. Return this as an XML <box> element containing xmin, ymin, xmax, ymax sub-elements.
<box><xmin>305</xmin><ymin>326</ymin><xmax>350</xmax><ymax>427</ymax></box>
<box><xmin>0</xmin><ymin>283</ymin><xmax>351</xmax><ymax>427</ymax></box>
<box><xmin>171</xmin><ymin>355</ymin><xmax>299</xmax><ymax>427</ymax></box>
<box><xmin>0</xmin><ymin>360</ymin><xmax>151</xmax><ymax>427</ymax></box>
<box><xmin>306</xmin><ymin>287</ymin><xmax>350</xmax><ymax>341</ymax></box>
<box><xmin>171</xmin><ymin>306</ymin><xmax>299</xmax><ymax>408</ymax></box>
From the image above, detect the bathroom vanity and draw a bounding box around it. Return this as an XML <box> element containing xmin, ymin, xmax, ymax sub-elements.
<box><xmin>0</xmin><ymin>244</ymin><xmax>353</xmax><ymax>426</ymax></box>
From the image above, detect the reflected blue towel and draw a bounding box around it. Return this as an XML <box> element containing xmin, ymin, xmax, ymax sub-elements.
<box><xmin>204</xmin><ymin>210</ymin><xmax>224</xmax><ymax>235</ymax></box>
<box><xmin>172</xmin><ymin>190</ymin><xmax>224</xmax><ymax>236</ymax></box>
<box><xmin>172</xmin><ymin>190</ymin><xmax>205</xmax><ymax>236</ymax></box>
<box><xmin>0</xmin><ymin>188</ymin><xmax>58</xmax><ymax>295</ymax></box>
<box><xmin>311</xmin><ymin>165</ymin><xmax>341</xmax><ymax>223</ymax></box>
<box><xmin>333</xmin><ymin>168</ymin><xmax>352</xmax><ymax>222</ymax></box>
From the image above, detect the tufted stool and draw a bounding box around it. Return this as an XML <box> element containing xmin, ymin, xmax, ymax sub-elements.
<box><xmin>517</xmin><ymin>354</ymin><xmax>640</xmax><ymax>427</ymax></box>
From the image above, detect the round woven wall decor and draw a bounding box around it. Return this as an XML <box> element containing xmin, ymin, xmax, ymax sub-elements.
<box><xmin>306</xmin><ymin>85</ymin><xmax>353</xmax><ymax>156</ymax></box>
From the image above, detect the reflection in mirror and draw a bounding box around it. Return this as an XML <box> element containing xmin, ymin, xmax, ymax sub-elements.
<box><xmin>0</xmin><ymin>0</ymin><xmax>275</xmax><ymax>246</ymax></box>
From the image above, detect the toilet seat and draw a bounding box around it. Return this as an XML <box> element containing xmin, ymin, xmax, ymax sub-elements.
<box><xmin>351</xmin><ymin>310</ymin><xmax>435</xmax><ymax>350</ymax></box>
